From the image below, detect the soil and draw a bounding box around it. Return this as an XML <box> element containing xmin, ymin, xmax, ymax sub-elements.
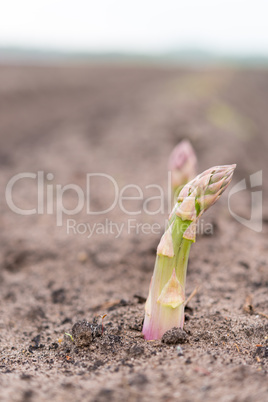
<box><xmin>0</xmin><ymin>63</ymin><xmax>267</xmax><ymax>402</ymax></box>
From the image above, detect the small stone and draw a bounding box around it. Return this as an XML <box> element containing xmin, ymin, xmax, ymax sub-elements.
<box><xmin>162</xmin><ymin>327</ymin><xmax>188</xmax><ymax>344</ymax></box>
<box><xmin>127</xmin><ymin>344</ymin><xmax>144</xmax><ymax>357</ymax></box>
<box><xmin>176</xmin><ymin>346</ymin><xmax>184</xmax><ymax>356</ymax></box>
<box><xmin>77</xmin><ymin>251</ymin><xmax>88</xmax><ymax>263</ymax></box>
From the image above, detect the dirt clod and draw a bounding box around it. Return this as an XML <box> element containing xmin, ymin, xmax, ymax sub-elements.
<box><xmin>254</xmin><ymin>346</ymin><xmax>268</xmax><ymax>358</ymax></box>
<box><xmin>128</xmin><ymin>373</ymin><xmax>148</xmax><ymax>387</ymax></box>
<box><xmin>72</xmin><ymin>320</ymin><xmax>94</xmax><ymax>347</ymax></box>
<box><xmin>71</xmin><ymin>319</ymin><xmax>103</xmax><ymax>347</ymax></box>
<box><xmin>127</xmin><ymin>344</ymin><xmax>145</xmax><ymax>357</ymax></box>
<box><xmin>28</xmin><ymin>335</ymin><xmax>44</xmax><ymax>353</ymax></box>
<box><xmin>162</xmin><ymin>327</ymin><xmax>188</xmax><ymax>344</ymax></box>
<box><xmin>51</xmin><ymin>288</ymin><xmax>66</xmax><ymax>304</ymax></box>
<box><xmin>94</xmin><ymin>388</ymin><xmax>114</xmax><ymax>402</ymax></box>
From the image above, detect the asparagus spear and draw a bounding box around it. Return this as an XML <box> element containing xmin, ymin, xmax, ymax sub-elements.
<box><xmin>168</xmin><ymin>140</ymin><xmax>197</xmax><ymax>199</ymax></box>
<box><xmin>142</xmin><ymin>164</ymin><xmax>236</xmax><ymax>340</ymax></box>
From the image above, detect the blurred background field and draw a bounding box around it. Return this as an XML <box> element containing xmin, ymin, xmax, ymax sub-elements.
<box><xmin>1</xmin><ymin>0</ymin><xmax>268</xmax><ymax>65</ymax></box>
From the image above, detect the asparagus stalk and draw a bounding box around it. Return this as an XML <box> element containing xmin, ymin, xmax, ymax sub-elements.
<box><xmin>168</xmin><ymin>140</ymin><xmax>197</xmax><ymax>199</ymax></box>
<box><xmin>142</xmin><ymin>164</ymin><xmax>236</xmax><ymax>340</ymax></box>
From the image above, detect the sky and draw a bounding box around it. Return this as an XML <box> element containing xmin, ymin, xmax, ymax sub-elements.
<box><xmin>0</xmin><ymin>0</ymin><xmax>267</xmax><ymax>55</ymax></box>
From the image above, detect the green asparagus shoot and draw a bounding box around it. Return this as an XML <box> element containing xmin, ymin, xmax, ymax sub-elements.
<box><xmin>142</xmin><ymin>164</ymin><xmax>236</xmax><ymax>340</ymax></box>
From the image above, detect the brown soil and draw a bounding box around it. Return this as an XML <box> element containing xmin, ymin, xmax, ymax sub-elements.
<box><xmin>0</xmin><ymin>63</ymin><xmax>267</xmax><ymax>402</ymax></box>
